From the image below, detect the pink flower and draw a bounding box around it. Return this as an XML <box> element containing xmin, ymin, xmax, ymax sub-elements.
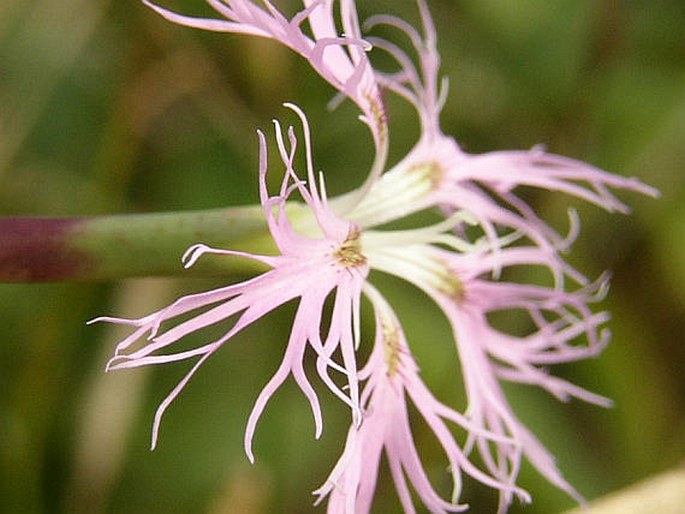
<box><xmin>93</xmin><ymin>1</ymin><xmax>660</xmax><ymax>512</ymax></box>
<box><xmin>314</xmin><ymin>288</ymin><xmax>532</xmax><ymax>514</ymax></box>
<box><xmin>90</xmin><ymin>104</ymin><xmax>368</xmax><ymax>456</ymax></box>
<box><xmin>357</xmin><ymin>0</ymin><xmax>659</xmax><ymax>251</ymax></box>
<box><xmin>367</xmin><ymin>240</ymin><xmax>612</xmax><ymax>512</ymax></box>
<box><xmin>142</xmin><ymin>0</ymin><xmax>387</xmax><ymax>152</ymax></box>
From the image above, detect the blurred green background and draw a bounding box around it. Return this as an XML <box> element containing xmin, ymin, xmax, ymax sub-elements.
<box><xmin>1</xmin><ymin>0</ymin><xmax>684</xmax><ymax>513</ymax></box>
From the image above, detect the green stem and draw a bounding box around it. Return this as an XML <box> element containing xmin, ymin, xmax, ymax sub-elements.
<box><xmin>0</xmin><ymin>205</ymin><xmax>283</xmax><ymax>282</ymax></box>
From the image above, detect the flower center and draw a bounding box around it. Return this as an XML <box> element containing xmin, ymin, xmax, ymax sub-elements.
<box><xmin>436</xmin><ymin>266</ymin><xmax>464</xmax><ymax>304</ymax></box>
<box><xmin>365</xmin><ymin>92</ymin><xmax>388</xmax><ymax>145</ymax></box>
<box><xmin>333</xmin><ymin>227</ymin><xmax>368</xmax><ymax>268</ymax></box>
<box><xmin>409</xmin><ymin>160</ymin><xmax>446</xmax><ymax>189</ymax></box>
<box><xmin>381</xmin><ymin>321</ymin><xmax>401</xmax><ymax>377</ymax></box>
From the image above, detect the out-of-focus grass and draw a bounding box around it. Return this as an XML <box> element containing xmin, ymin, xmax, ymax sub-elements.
<box><xmin>1</xmin><ymin>1</ymin><xmax>684</xmax><ymax>513</ymax></box>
